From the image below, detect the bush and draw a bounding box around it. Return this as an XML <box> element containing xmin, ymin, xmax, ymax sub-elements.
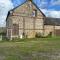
<box><xmin>35</xmin><ymin>32</ymin><xmax>43</xmax><ymax>38</ymax></box>
<box><xmin>46</xmin><ymin>32</ymin><xmax>52</xmax><ymax>37</ymax></box>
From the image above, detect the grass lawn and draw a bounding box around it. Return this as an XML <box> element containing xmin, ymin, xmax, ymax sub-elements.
<box><xmin>0</xmin><ymin>38</ymin><xmax>60</xmax><ymax>60</ymax></box>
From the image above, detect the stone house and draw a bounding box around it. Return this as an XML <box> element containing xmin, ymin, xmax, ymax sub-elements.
<box><xmin>44</xmin><ymin>17</ymin><xmax>60</xmax><ymax>36</ymax></box>
<box><xmin>6</xmin><ymin>0</ymin><xmax>60</xmax><ymax>40</ymax></box>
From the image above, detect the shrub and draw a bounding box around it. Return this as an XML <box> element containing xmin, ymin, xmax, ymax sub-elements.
<box><xmin>35</xmin><ymin>32</ymin><xmax>43</xmax><ymax>38</ymax></box>
<box><xmin>47</xmin><ymin>32</ymin><xmax>52</xmax><ymax>37</ymax></box>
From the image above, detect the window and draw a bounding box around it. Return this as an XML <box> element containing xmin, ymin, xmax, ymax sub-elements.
<box><xmin>12</xmin><ymin>24</ymin><xmax>19</xmax><ymax>35</ymax></box>
<box><xmin>32</xmin><ymin>9</ymin><xmax>37</xmax><ymax>17</ymax></box>
<box><xmin>10</xmin><ymin>10</ymin><xmax>13</xmax><ymax>14</ymax></box>
<box><xmin>10</xmin><ymin>10</ymin><xmax>13</xmax><ymax>15</ymax></box>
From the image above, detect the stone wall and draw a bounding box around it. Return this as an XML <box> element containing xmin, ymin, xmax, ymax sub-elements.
<box><xmin>6</xmin><ymin>1</ymin><xmax>45</xmax><ymax>39</ymax></box>
<box><xmin>44</xmin><ymin>25</ymin><xmax>54</xmax><ymax>36</ymax></box>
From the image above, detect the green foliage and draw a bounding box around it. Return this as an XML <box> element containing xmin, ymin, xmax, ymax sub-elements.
<box><xmin>35</xmin><ymin>32</ymin><xmax>43</xmax><ymax>38</ymax></box>
<box><xmin>46</xmin><ymin>32</ymin><xmax>52</xmax><ymax>38</ymax></box>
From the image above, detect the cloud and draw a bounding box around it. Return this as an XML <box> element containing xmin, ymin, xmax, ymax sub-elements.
<box><xmin>33</xmin><ymin>0</ymin><xmax>48</xmax><ymax>9</ymax></box>
<box><xmin>40</xmin><ymin>0</ymin><xmax>48</xmax><ymax>8</ymax></box>
<box><xmin>50</xmin><ymin>0</ymin><xmax>60</xmax><ymax>5</ymax></box>
<box><xmin>41</xmin><ymin>9</ymin><xmax>60</xmax><ymax>18</ymax></box>
<box><xmin>0</xmin><ymin>0</ymin><xmax>60</xmax><ymax>27</ymax></box>
<box><xmin>12</xmin><ymin>0</ymin><xmax>26</xmax><ymax>7</ymax></box>
<box><xmin>0</xmin><ymin>16</ymin><xmax>6</xmax><ymax>27</ymax></box>
<box><xmin>34</xmin><ymin>0</ymin><xmax>60</xmax><ymax>17</ymax></box>
<box><xmin>0</xmin><ymin>0</ymin><xmax>14</xmax><ymax>27</ymax></box>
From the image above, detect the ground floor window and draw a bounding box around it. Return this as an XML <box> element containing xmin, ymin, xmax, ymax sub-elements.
<box><xmin>12</xmin><ymin>24</ymin><xmax>19</xmax><ymax>35</ymax></box>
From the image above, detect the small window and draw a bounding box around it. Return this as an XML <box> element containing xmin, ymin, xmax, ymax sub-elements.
<box><xmin>10</xmin><ymin>10</ymin><xmax>13</xmax><ymax>15</ymax></box>
<box><xmin>10</xmin><ymin>10</ymin><xmax>13</xmax><ymax>14</ymax></box>
<box><xmin>32</xmin><ymin>9</ymin><xmax>37</xmax><ymax>17</ymax></box>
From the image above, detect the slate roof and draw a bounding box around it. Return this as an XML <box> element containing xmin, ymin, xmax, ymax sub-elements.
<box><xmin>44</xmin><ymin>17</ymin><xmax>60</xmax><ymax>26</ymax></box>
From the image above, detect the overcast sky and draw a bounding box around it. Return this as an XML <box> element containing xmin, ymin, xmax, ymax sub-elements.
<box><xmin>0</xmin><ymin>0</ymin><xmax>60</xmax><ymax>27</ymax></box>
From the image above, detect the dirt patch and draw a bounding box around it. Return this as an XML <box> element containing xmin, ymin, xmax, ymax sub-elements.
<box><xmin>0</xmin><ymin>55</ymin><xmax>5</xmax><ymax>60</ymax></box>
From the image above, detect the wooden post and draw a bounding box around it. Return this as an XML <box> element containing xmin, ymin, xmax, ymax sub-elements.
<box><xmin>7</xmin><ymin>29</ymin><xmax>8</xmax><ymax>38</ymax></box>
<box><xmin>10</xmin><ymin>29</ymin><xmax>12</xmax><ymax>40</ymax></box>
<box><xmin>52</xmin><ymin>25</ymin><xmax>55</xmax><ymax>37</ymax></box>
<box><xmin>54</xmin><ymin>25</ymin><xmax>55</xmax><ymax>36</ymax></box>
<box><xmin>43</xmin><ymin>17</ymin><xmax>45</xmax><ymax>36</ymax></box>
<box><xmin>23</xmin><ymin>17</ymin><xmax>25</xmax><ymax>37</ymax></box>
<box><xmin>33</xmin><ymin>17</ymin><xmax>35</xmax><ymax>37</ymax></box>
<box><xmin>0</xmin><ymin>35</ymin><xmax>2</xmax><ymax>41</ymax></box>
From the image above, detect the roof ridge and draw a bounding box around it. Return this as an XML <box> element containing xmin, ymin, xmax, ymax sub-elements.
<box><xmin>8</xmin><ymin>0</ymin><xmax>46</xmax><ymax>17</ymax></box>
<box><xmin>10</xmin><ymin>0</ymin><xmax>27</xmax><ymax>11</ymax></box>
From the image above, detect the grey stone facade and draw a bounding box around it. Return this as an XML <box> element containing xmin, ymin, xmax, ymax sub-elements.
<box><xmin>6</xmin><ymin>0</ymin><xmax>45</xmax><ymax>39</ymax></box>
<box><xmin>7</xmin><ymin>0</ymin><xmax>60</xmax><ymax>40</ymax></box>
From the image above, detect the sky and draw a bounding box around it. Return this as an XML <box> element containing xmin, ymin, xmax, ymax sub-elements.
<box><xmin>0</xmin><ymin>0</ymin><xmax>60</xmax><ymax>27</ymax></box>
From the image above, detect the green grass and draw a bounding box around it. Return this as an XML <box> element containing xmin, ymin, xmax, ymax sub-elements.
<box><xmin>0</xmin><ymin>38</ymin><xmax>60</xmax><ymax>60</ymax></box>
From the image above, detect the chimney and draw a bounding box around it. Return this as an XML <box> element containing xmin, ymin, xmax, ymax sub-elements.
<box><xmin>28</xmin><ymin>0</ymin><xmax>32</xmax><ymax>2</ymax></box>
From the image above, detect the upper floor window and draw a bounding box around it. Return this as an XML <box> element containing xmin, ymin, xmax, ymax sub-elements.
<box><xmin>32</xmin><ymin>9</ymin><xmax>37</xmax><ymax>17</ymax></box>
